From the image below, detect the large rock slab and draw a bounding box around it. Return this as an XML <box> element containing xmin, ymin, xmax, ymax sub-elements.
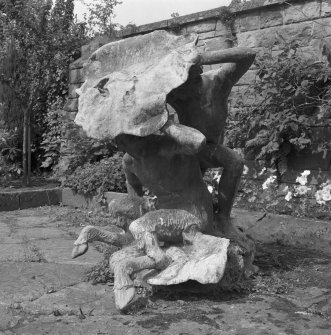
<box><xmin>75</xmin><ymin>30</ymin><xmax>199</xmax><ymax>139</ymax></box>
<box><xmin>149</xmin><ymin>234</ymin><xmax>229</xmax><ymax>286</ymax></box>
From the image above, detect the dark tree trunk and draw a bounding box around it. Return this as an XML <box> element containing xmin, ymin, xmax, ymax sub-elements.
<box><xmin>23</xmin><ymin>106</ymin><xmax>31</xmax><ymax>186</ymax></box>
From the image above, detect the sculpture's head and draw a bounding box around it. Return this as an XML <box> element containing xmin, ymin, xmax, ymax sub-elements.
<box><xmin>74</xmin><ymin>30</ymin><xmax>202</xmax><ymax>142</ymax></box>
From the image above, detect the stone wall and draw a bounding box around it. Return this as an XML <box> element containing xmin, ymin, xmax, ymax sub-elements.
<box><xmin>65</xmin><ymin>0</ymin><xmax>331</xmax><ymax>218</ymax></box>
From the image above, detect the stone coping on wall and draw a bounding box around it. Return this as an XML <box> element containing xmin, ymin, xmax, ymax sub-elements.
<box><xmin>117</xmin><ymin>0</ymin><xmax>315</xmax><ymax>39</ymax></box>
<box><xmin>68</xmin><ymin>0</ymin><xmax>331</xmax><ymax>72</ymax></box>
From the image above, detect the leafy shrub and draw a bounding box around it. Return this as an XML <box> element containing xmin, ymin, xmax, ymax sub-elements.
<box><xmin>226</xmin><ymin>41</ymin><xmax>331</xmax><ymax>176</ymax></box>
<box><xmin>59</xmin><ymin>120</ymin><xmax>118</xmax><ymax>175</ymax></box>
<box><xmin>39</xmin><ymin>98</ymin><xmax>65</xmax><ymax>171</ymax></box>
<box><xmin>0</xmin><ymin>124</ymin><xmax>22</xmax><ymax>180</ymax></box>
<box><xmin>62</xmin><ymin>152</ymin><xmax>127</xmax><ymax>196</ymax></box>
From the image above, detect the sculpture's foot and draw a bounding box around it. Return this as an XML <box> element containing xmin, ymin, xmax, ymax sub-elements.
<box><xmin>114</xmin><ymin>264</ymin><xmax>136</xmax><ymax>310</ymax></box>
<box><xmin>112</xmin><ymin>255</ymin><xmax>160</xmax><ymax>311</ymax></box>
<box><xmin>214</xmin><ymin>214</ymin><xmax>257</xmax><ymax>278</ymax></box>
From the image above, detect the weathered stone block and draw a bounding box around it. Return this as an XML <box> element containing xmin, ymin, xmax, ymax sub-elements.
<box><xmin>104</xmin><ymin>191</ymin><xmax>127</xmax><ymax>205</ymax></box>
<box><xmin>67</xmin><ymin>111</ymin><xmax>78</xmax><ymax>121</ymax></box>
<box><xmin>69</xmin><ymin>83</ymin><xmax>81</xmax><ymax>99</ymax></box>
<box><xmin>186</xmin><ymin>20</ymin><xmax>216</xmax><ymax>33</ymax></box>
<box><xmin>136</xmin><ymin>20</ymin><xmax>168</xmax><ymax>34</ymax></box>
<box><xmin>237</xmin><ymin>27</ymin><xmax>278</xmax><ymax>48</ymax></box>
<box><xmin>283</xmin><ymin>1</ymin><xmax>321</xmax><ymax>24</ymax></box>
<box><xmin>313</xmin><ymin>17</ymin><xmax>331</xmax><ymax>38</ymax></box>
<box><xmin>237</xmin><ymin>17</ymin><xmax>331</xmax><ymax>48</ymax></box>
<box><xmin>19</xmin><ymin>189</ymin><xmax>61</xmax><ymax>209</ymax></box>
<box><xmin>287</xmin><ymin>150</ymin><xmax>331</xmax><ymax>171</ymax></box>
<box><xmin>260</xmin><ymin>7</ymin><xmax>283</xmax><ymax>28</ymax></box>
<box><xmin>61</xmin><ymin>188</ymin><xmax>98</xmax><ymax>210</ymax></box>
<box><xmin>215</xmin><ymin>20</ymin><xmax>233</xmax><ymax>35</ymax></box>
<box><xmin>239</xmin><ymin>12</ymin><xmax>260</xmax><ymax>32</ymax></box>
<box><xmin>198</xmin><ymin>31</ymin><xmax>216</xmax><ymax>40</ymax></box>
<box><xmin>0</xmin><ymin>193</ymin><xmax>19</xmax><ymax>211</ymax></box>
<box><xmin>204</xmin><ymin>37</ymin><xmax>233</xmax><ymax>52</ymax></box>
<box><xmin>69</xmin><ymin>68</ymin><xmax>84</xmax><ymax>84</ymax></box>
<box><xmin>321</xmin><ymin>0</ymin><xmax>331</xmax><ymax>17</ymax></box>
<box><xmin>64</xmin><ymin>98</ymin><xmax>78</xmax><ymax>112</ymax></box>
<box><xmin>69</xmin><ymin>58</ymin><xmax>85</xmax><ymax>70</ymax></box>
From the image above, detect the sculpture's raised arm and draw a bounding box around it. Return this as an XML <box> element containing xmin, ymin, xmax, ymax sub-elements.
<box><xmin>199</xmin><ymin>47</ymin><xmax>256</xmax><ymax>92</ymax></box>
<box><xmin>200</xmin><ymin>47</ymin><xmax>256</xmax><ymax>66</ymax></box>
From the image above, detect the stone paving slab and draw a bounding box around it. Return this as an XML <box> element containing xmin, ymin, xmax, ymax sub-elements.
<box><xmin>0</xmin><ymin>206</ymin><xmax>330</xmax><ymax>334</ymax></box>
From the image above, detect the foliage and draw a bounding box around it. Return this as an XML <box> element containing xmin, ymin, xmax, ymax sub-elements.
<box><xmin>62</xmin><ymin>121</ymin><xmax>117</xmax><ymax>174</ymax></box>
<box><xmin>62</xmin><ymin>152</ymin><xmax>127</xmax><ymax>196</ymax></box>
<box><xmin>84</xmin><ymin>259</ymin><xmax>114</xmax><ymax>285</ymax></box>
<box><xmin>168</xmin><ymin>12</ymin><xmax>181</xmax><ymax>34</ymax></box>
<box><xmin>218</xmin><ymin>6</ymin><xmax>236</xmax><ymax>28</ymax></box>
<box><xmin>39</xmin><ymin>98</ymin><xmax>65</xmax><ymax>170</ymax></box>
<box><xmin>83</xmin><ymin>0</ymin><xmax>121</xmax><ymax>37</ymax></box>
<box><xmin>0</xmin><ymin>124</ymin><xmax>22</xmax><ymax>180</ymax></box>
<box><xmin>226</xmin><ymin>41</ymin><xmax>331</xmax><ymax>177</ymax></box>
<box><xmin>0</xmin><ymin>0</ymin><xmax>87</xmax><ymax>177</ymax></box>
<box><xmin>203</xmin><ymin>168</ymin><xmax>221</xmax><ymax>212</ymax></box>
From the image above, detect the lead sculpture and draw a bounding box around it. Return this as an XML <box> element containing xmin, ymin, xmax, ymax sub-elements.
<box><xmin>71</xmin><ymin>30</ymin><xmax>256</xmax><ymax>311</ymax></box>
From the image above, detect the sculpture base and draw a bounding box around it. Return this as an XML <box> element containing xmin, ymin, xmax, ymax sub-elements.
<box><xmin>110</xmin><ymin>233</ymin><xmax>254</xmax><ymax>311</ymax></box>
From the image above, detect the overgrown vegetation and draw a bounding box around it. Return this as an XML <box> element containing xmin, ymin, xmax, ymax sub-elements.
<box><xmin>226</xmin><ymin>41</ymin><xmax>331</xmax><ymax>178</ymax></box>
<box><xmin>0</xmin><ymin>0</ymin><xmax>122</xmax><ymax>185</ymax></box>
<box><xmin>0</xmin><ymin>0</ymin><xmax>86</xmax><ymax>182</ymax></box>
<box><xmin>63</xmin><ymin>152</ymin><xmax>126</xmax><ymax>196</ymax></box>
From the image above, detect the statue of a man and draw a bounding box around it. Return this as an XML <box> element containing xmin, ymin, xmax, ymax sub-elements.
<box><xmin>124</xmin><ymin>46</ymin><xmax>256</xmax><ymax>240</ymax></box>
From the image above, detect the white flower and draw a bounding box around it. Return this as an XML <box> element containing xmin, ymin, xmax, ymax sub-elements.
<box><xmin>285</xmin><ymin>191</ymin><xmax>293</xmax><ymax>201</ymax></box>
<box><xmin>262</xmin><ymin>175</ymin><xmax>277</xmax><ymax>190</ymax></box>
<box><xmin>213</xmin><ymin>171</ymin><xmax>221</xmax><ymax>183</ymax></box>
<box><xmin>296</xmin><ymin>170</ymin><xmax>310</xmax><ymax>186</ymax></box>
<box><xmin>258</xmin><ymin>167</ymin><xmax>266</xmax><ymax>176</ymax></box>
<box><xmin>207</xmin><ymin>185</ymin><xmax>214</xmax><ymax>194</ymax></box>
<box><xmin>294</xmin><ymin>185</ymin><xmax>311</xmax><ymax>195</ymax></box>
<box><xmin>243</xmin><ymin>165</ymin><xmax>249</xmax><ymax>175</ymax></box>
<box><xmin>315</xmin><ymin>181</ymin><xmax>331</xmax><ymax>204</ymax></box>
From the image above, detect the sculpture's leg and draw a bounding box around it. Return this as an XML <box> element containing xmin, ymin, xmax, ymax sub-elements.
<box><xmin>199</xmin><ymin>143</ymin><xmax>243</xmax><ymax>230</ymax></box>
<box><xmin>114</xmin><ymin>255</ymin><xmax>158</xmax><ymax>310</ymax></box>
<box><xmin>199</xmin><ymin>143</ymin><xmax>256</xmax><ymax>275</ymax></box>
<box><xmin>122</xmin><ymin>153</ymin><xmax>144</xmax><ymax>197</ymax></box>
<box><xmin>72</xmin><ymin>225</ymin><xmax>133</xmax><ymax>258</ymax></box>
<box><xmin>113</xmin><ymin>209</ymin><xmax>205</xmax><ymax>310</ymax></box>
